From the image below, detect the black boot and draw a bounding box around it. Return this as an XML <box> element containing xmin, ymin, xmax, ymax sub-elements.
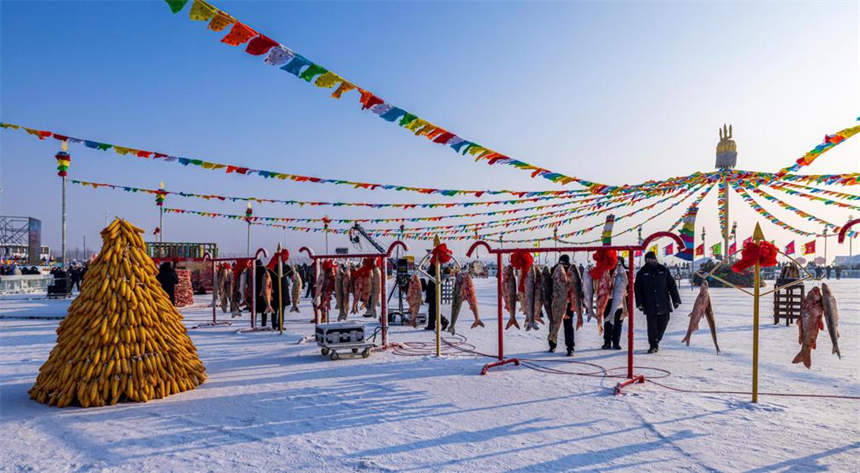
<box><xmin>647</xmin><ymin>346</ymin><xmax>657</xmax><ymax>354</ymax></box>
<box><xmin>566</xmin><ymin>346</ymin><xmax>574</xmax><ymax>357</ymax></box>
<box><xmin>441</xmin><ymin>316</ymin><xmax>449</xmax><ymax>332</ymax></box>
<box><xmin>548</xmin><ymin>340</ymin><xmax>557</xmax><ymax>353</ymax></box>
<box><xmin>601</xmin><ymin>342</ymin><xmax>612</xmax><ymax>350</ymax></box>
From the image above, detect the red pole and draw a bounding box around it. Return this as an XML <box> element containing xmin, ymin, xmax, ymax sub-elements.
<box><xmin>496</xmin><ymin>252</ymin><xmax>504</xmax><ymax>361</ymax></box>
<box><xmin>211</xmin><ymin>260</ymin><xmax>217</xmax><ymax>325</ymax></box>
<box><xmin>380</xmin><ymin>257</ymin><xmax>388</xmax><ymax>347</ymax></box>
<box><xmin>250</xmin><ymin>263</ymin><xmax>256</xmax><ymax>329</ymax></box>
<box><xmin>313</xmin><ymin>259</ymin><xmax>319</xmax><ymax>325</ymax></box>
<box><xmin>627</xmin><ymin>250</ymin><xmax>635</xmax><ymax>379</ymax></box>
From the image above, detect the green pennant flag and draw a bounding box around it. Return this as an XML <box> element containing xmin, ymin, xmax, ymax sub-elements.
<box><xmin>165</xmin><ymin>0</ymin><xmax>189</xmax><ymax>13</ymax></box>
<box><xmin>711</xmin><ymin>242</ymin><xmax>722</xmax><ymax>256</ymax></box>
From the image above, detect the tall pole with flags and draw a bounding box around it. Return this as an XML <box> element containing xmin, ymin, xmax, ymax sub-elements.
<box><xmin>55</xmin><ymin>146</ymin><xmax>71</xmax><ymax>267</ymax></box>
<box><xmin>156</xmin><ymin>181</ymin><xmax>165</xmax><ymax>243</ymax></box>
<box><xmin>716</xmin><ymin>124</ymin><xmax>737</xmax><ymax>263</ymax></box>
<box><xmin>323</xmin><ymin>216</ymin><xmax>331</xmax><ymax>254</ymax></box>
<box><xmin>245</xmin><ymin>202</ymin><xmax>253</xmax><ymax>256</ymax></box>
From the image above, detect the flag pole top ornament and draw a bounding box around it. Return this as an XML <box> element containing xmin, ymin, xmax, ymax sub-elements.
<box><xmin>716</xmin><ymin>124</ymin><xmax>737</xmax><ymax>169</ymax></box>
<box><xmin>752</xmin><ymin>222</ymin><xmax>764</xmax><ymax>243</ymax></box>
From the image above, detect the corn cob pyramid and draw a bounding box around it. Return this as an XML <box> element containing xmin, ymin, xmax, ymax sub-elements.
<box><xmin>29</xmin><ymin>218</ymin><xmax>206</xmax><ymax>407</ymax></box>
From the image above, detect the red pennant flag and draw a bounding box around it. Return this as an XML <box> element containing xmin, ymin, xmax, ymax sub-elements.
<box><xmin>221</xmin><ymin>22</ymin><xmax>256</xmax><ymax>46</ymax></box>
<box><xmin>663</xmin><ymin>244</ymin><xmax>674</xmax><ymax>255</ymax></box>
<box><xmin>245</xmin><ymin>34</ymin><xmax>278</xmax><ymax>55</ymax></box>
<box><xmin>803</xmin><ymin>240</ymin><xmax>816</xmax><ymax>255</ymax></box>
<box><xmin>785</xmin><ymin>241</ymin><xmax>795</xmax><ymax>255</ymax></box>
<box><xmin>695</xmin><ymin>244</ymin><xmax>704</xmax><ymax>256</ymax></box>
<box><xmin>729</xmin><ymin>242</ymin><xmax>737</xmax><ymax>256</ymax></box>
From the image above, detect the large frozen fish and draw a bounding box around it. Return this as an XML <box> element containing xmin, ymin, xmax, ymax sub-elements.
<box><xmin>449</xmin><ymin>271</ymin><xmax>465</xmax><ymax>334</ymax></box>
<box><xmin>607</xmin><ymin>264</ymin><xmax>629</xmax><ymax>323</ymax></box>
<box><xmin>542</xmin><ymin>266</ymin><xmax>554</xmax><ymax>325</ymax></box>
<box><xmin>340</xmin><ymin>265</ymin><xmax>351</xmax><ymax>316</ymax></box>
<box><xmin>290</xmin><ymin>265</ymin><xmax>302</xmax><ymax>312</ymax></box>
<box><xmin>532</xmin><ymin>266</ymin><xmax>545</xmax><ymax>328</ymax></box>
<box><xmin>821</xmin><ymin>283</ymin><xmax>840</xmax><ymax>359</ymax></box>
<box><xmin>461</xmin><ymin>271</ymin><xmax>483</xmax><ymax>329</ymax></box>
<box><xmin>335</xmin><ymin>265</ymin><xmax>345</xmax><ymax>320</ymax></box>
<box><xmin>593</xmin><ymin>269</ymin><xmax>613</xmax><ymax>334</ymax></box>
<box><xmin>502</xmin><ymin>265</ymin><xmax>519</xmax><ymax>329</ymax></box>
<box><xmin>365</xmin><ymin>267</ymin><xmax>380</xmax><ymax>317</ymax></box>
<box><xmin>793</xmin><ymin>287</ymin><xmax>825</xmax><ymax>368</ymax></box>
<box><xmin>582</xmin><ymin>268</ymin><xmax>595</xmax><ymax>322</ymax></box>
<box><xmin>550</xmin><ymin>264</ymin><xmax>569</xmax><ymax>324</ymax></box>
<box><xmin>523</xmin><ymin>268</ymin><xmax>537</xmax><ymax>331</ymax></box>
<box><xmin>681</xmin><ymin>280</ymin><xmax>719</xmax><ymax>352</ymax></box>
<box><xmin>262</xmin><ymin>270</ymin><xmax>274</xmax><ymax>314</ymax></box>
<box><xmin>406</xmin><ymin>273</ymin><xmax>423</xmax><ymax>327</ymax></box>
<box><xmin>567</xmin><ymin>265</ymin><xmax>582</xmax><ymax>329</ymax></box>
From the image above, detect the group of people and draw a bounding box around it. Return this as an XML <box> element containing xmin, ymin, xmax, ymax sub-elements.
<box><xmin>546</xmin><ymin>251</ymin><xmax>682</xmax><ymax>356</ymax></box>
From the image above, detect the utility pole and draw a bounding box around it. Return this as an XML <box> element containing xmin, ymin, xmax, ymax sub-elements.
<box><xmin>55</xmin><ymin>149</ymin><xmax>71</xmax><ymax>267</ymax></box>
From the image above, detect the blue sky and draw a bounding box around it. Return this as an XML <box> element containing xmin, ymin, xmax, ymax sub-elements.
<box><xmin>1</xmin><ymin>0</ymin><xmax>858</xmax><ymax>260</ymax></box>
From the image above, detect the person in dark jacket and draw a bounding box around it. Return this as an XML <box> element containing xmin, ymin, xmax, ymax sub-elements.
<box><xmin>549</xmin><ymin>254</ymin><xmax>581</xmax><ymax>356</ymax></box>
<box><xmin>634</xmin><ymin>252</ymin><xmax>681</xmax><ymax>353</ymax></box>
<box><xmin>304</xmin><ymin>264</ymin><xmax>315</xmax><ymax>298</ymax></box>
<box><xmin>156</xmin><ymin>262</ymin><xmax>179</xmax><ymax>305</ymax></box>
<box><xmin>267</xmin><ymin>263</ymin><xmax>291</xmax><ymax>330</ymax></box>
<box><xmin>424</xmin><ymin>264</ymin><xmax>449</xmax><ymax>332</ymax></box>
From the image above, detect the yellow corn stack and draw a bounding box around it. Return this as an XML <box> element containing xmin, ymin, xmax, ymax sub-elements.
<box><xmin>29</xmin><ymin>218</ymin><xmax>207</xmax><ymax>407</ymax></box>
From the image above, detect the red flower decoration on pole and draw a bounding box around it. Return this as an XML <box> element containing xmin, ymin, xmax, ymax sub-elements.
<box><xmin>430</xmin><ymin>243</ymin><xmax>453</xmax><ymax>266</ymax></box>
<box><xmin>590</xmin><ymin>249</ymin><xmax>618</xmax><ymax>279</ymax></box>
<box><xmin>731</xmin><ymin>241</ymin><xmax>778</xmax><ymax>273</ymax></box>
<box><xmin>510</xmin><ymin>250</ymin><xmax>534</xmax><ymax>292</ymax></box>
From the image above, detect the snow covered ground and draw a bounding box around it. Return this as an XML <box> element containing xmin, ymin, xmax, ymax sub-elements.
<box><xmin>1</xmin><ymin>278</ymin><xmax>858</xmax><ymax>472</ymax></box>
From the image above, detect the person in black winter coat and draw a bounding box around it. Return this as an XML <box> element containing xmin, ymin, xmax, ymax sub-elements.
<box><xmin>634</xmin><ymin>252</ymin><xmax>681</xmax><ymax>353</ymax></box>
<box><xmin>254</xmin><ymin>260</ymin><xmax>272</xmax><ymax>327</ymax></box>
<box><xmin>424</xmin><ymin>264</ymin><xmax>449</xmax><ymax>332</ymax></box>
<box><xmin>156</xmin><ymin>262</ymin><xmax>179</xmax><ymax>305</ymax></box>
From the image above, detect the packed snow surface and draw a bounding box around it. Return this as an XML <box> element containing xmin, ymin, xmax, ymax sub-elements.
<box><xmin>2</xmin><ymin>278</ymin><xmax>858</xmax><ymax>472</ymax></box>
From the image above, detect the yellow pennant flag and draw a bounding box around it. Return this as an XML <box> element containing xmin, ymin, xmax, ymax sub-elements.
<box><xmin>189</xmin><ymin>0</ymin><xmax>216</xmax><ymax>21</ymax></box>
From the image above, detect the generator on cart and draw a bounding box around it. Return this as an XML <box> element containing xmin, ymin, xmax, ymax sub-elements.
<box><xmin>315</xmin><ymin>322</ymin><xmax>375</xmax><ymax>360</ymax></box>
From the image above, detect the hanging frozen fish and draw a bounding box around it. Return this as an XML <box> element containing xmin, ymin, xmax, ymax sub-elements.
<box><xmin>550</xmin><ymin>264</ymin><xmax>569</xmax><ymax>324</ymax></box>
<box><xmin>449</xmin><ymin>272</ymin><xmax>466</xmax><ymax>335</ymax></box>
<box><xmin>262</xmin><ymin>270</ymin><xmax>274</xmax><ymax>314</ymax></box>
<box><xmin>681</xmin><ymin>280</ymin><xmax>719</xmax><ymax>352</ymax></box>
<box><xmin>567</xmin><ymin>265</ymin><xmax>583</xmax><ymax>329</ymax></box>
<box><xmin>607</xmin><ymin>263</ymin><xmax>629</xmax><ymax>323</ymax></box>
<box><xmin>366</xmin><ymin>266</ymin><xmax>380</xmax><ymax>317</ymax></box>
<box><xmin>502</xmin><ymin>265</ymin><xmax>519</xmax><ymax>329</ymax></box>
<box><xmin>532</xmin><ymin>266</ymin><xmax>545</xmax><ymax>329</ymax></box>
<box><xmin>582</xmin><ymin>267</ymin><xmax>595</xmax><ymax>322</ymax></box>
<box><xmin>593</xmin><ymin>269</ymin><xmax>614</xmax><ymax>334</ymax></box>
<box><xmin>406</xmin><ymin>273</ymin><xmax>423</xmax><ymax>328</ymax></box>
<box><xmin>461</xmin><ymin>271</ymin><xmax>483</xmax><ymax>329</ymax></box>
<box><xmin>793</xmin><ymin>287</ymin><xmax>825</xmax><ymax>369</ymax></box>
<box><xmin>290</xmin><ymin>264</ymin><xmax>302</xmax><ymax>312</ymax></box>
<box><xmin>335</xmin><ymin>265</ymin><xmax>345</xmax><ymax>320</ymax></box>
<box><xmin>542</xmin><ymin>266</ymin><xmax>554</xmax><ymax>326</ymax></box>
<box><xmin>340</xmin><ymin>264</ymin><xmax>351</xmax><ymax>316</ymax></box>
<box><xmin>821</xmin><ymin>283</ymin><xmax>841</xmax><ymax>359</ymax></box>
<box><xmin>524</xmin><ymin>268</ymin><xmax>538</xmax><ymax>331</ymax></box>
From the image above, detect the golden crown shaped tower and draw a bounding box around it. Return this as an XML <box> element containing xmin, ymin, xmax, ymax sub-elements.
<box><xmin>715</xmin><ymin>124</ymin><xmax>737</xmax><ymax>169</ymax></box>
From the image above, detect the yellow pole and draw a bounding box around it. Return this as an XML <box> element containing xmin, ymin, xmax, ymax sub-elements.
<box><xmin>751</xmin><ymin>223</ymin><xmax>764</xmax><ymax>403</ymax></box>
<box><xmin>434</xmin><ymin>235</ymin><xmax>442</xmax><ymax>357</ymax></box>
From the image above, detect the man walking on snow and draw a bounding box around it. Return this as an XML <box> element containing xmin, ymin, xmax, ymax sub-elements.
<box><xmin>634</xmin><ymin>251</ymin><xmax>681</xmax><ymax>353</ymax></box>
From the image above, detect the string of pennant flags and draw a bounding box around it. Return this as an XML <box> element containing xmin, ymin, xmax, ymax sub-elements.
<box><xmin>776</xmin><ymin>122</ymin><xmax>860</xmax><ymax>174</ymax></box>
<box><xmin>748</xmin><ymin>187</ymin><xmax>856</xmax><ymax>233</ymax></box>
<box><xmin>162</xmin><ymin>0</ymin><xmax>860</xmax><ymax>196</ymax></box>
<box><xmin>731</xmin><ymin>183</ymin><xmax>819</xmax><ymax>237</ymax></box>
<box><xmin>0</xmin><ymin>122</ymin><xmax>711</xmax><ymax>199</ymax></box>
<box><xmin>69</xmin><ymin>179</ymin><xmax>581</xmax><ymax>209</ymax></box>
<box><xmin>161</xmin><ymin>0</ymin><xmax>609</xmax><ymax>192</ymax></box>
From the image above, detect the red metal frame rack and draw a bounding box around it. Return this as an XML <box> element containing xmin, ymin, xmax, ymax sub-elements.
<box><xmin>465</xmin><ymin>231</ymin><xmax>684</xmax><ymax>392</ymax></box>
<box><xmin>299</xmin><ymin>241</ymin><xmax>408</xmax><ymax>349</ymax></box>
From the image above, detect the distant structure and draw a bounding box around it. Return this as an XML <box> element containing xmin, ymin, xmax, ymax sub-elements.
<box><xmin>716</xmin><ymin>124</ymin><xmax>736</xmax><ymax>261</ymax></box>
<box><xmin>0</xmin><ymin>216</ymin><xmax>46</xmax><ymax>265</ymax></box>
<box><xmin>716</xmin><ymin>124</ymin><xmax>737</xmax><ymax>169</ymax></box>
